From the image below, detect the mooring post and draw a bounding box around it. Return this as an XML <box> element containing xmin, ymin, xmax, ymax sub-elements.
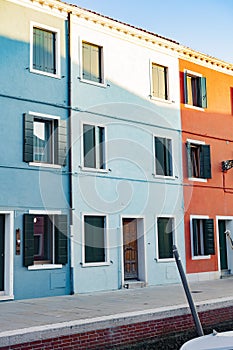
<box><xmin>172</xmin><ymin>244</ymin><xmax>204</xmax><ymax>337</ymax></box>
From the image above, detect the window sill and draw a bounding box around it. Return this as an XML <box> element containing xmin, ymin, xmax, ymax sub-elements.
<box><xmin>30</xmin><ymin>68</ymin><xmax>61</xmax><ymax>79</ymax></box>
<box><xmin>29</xmin><ymin>162</ymin><xmax>62</xmax><ymax>169</ymax></box>
<box><xmin>79</xmin><ymin>166</ymin><xmax>110</xmax><ymax>174</ymax></box>
<box><xmin>184</xmin><ymin>104</ymin><xmax>205</xmax><ymax>111</ymax></box>
<box><xmin>155</xmin><ymin>258</ymin><xmax>175</xmax><ymax>263</ymax></box>
<box><xmin>28</xmin><ymin>264</ymin><xmax>63</xmax><ymax>270</ymax></box>
<box><xmin>150</xmin><ymin>96</ymin><xmax>175</xmax><ymax>104</ymax></box>
<box><xmin>192</xmin><ymin>255</ymin><xmax>211</xmax><ymax>260</ymax></box>
<box><xmin>188</xmin><ymin>177</ymin><xmax>207</xmax><ymax>182</ymax></box>
<box><xmin>153</xmin><ymin>174</ymin><xmax>176</xmax><ymax>180</ymax></box>
<box><xmin>81</xmin><ymin>262</ymin><xmax>111</xmax><ymax>267</ymax></box>
<box><xmin>80</xmin><ymin>78</ymin><xmax>107</xmax><ymax>88</ymax></box>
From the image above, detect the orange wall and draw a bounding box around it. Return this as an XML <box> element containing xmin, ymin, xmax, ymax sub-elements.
<box><xmin>180</xmin><ymin>59</ymin><xmax>233</xmax><ymax>274</ymax></box>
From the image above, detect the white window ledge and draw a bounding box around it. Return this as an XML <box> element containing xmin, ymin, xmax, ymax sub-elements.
<box><xmin>28</xmin><ymin>264</ymin><xmax>62</xmax><ymax>270</ymax></box>
<box><xmin>79</xmin><ymin>166</ymin><xmax>110</xmax><ymax>174</ymax></box>
<box><xmin>30</xmin><ymin>68</ymin><xmax>61</xmax><ymax>79</ymax></box>
<box><xmin>188</xmin><ymin>177</ymin><xmax>207</xmax><ymax>182</ymax></box>
<box><xmin>150</xmin><ymin>96</ymin><xmax>175</xmax><ymax>104</ymax></box>
<box><xmin>29</xmin><ymin>162</ymin><xmax>61</xmax><ymax>169</ymax></box>
<box><xmin>192</xmin><ymin>255</ymin><xmax>211</xmax><ymax>260</ymax></box>
<box><xmin>184</xmin><ymin>104</ymin><xmax>205</xmax><ymax>111</ymax></box>
<box><xmin>155</xmin><ymin>258</ymin><xmax>175</xmax><ymax>263</ymax></box>
<box><xmin>81</xmin><ymin>262</ymin><xmax>111</xmax><ymax>268</ymax></box>
<box><xmin>153</xmin><ymin>174</ymin><xmax>176</xmax><ymax>180</ymax></box>
<box><xmin>80</xmin><ymin>78</ymin><xmax>107</xmax><ymax>88</ymax></box>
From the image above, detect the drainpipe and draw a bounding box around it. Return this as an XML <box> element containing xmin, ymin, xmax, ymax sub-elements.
<box><xmin>67</xmin><ymin>11</ymin><xmax>74</xmax><ymax>295</ymax></box>
<box><xmin>173</xmin><ymin>245</ymin><xmax>204</xmax><ymax>337</ymax></box>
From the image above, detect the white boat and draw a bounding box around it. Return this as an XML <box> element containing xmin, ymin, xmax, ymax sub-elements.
<box><xmin>180</xmin><ymin>330</ymin><xmax>233</xmax><ymax>349</ymax></box>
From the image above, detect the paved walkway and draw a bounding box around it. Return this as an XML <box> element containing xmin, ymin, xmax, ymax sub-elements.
<box><xmin>0</xmin><ymin>278</ymin><xmax>233</xmax><ymax>346</ymax></box>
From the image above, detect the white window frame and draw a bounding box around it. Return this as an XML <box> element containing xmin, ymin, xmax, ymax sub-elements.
<box><xmin>80</xmin><ymin>38</ymin><xmax>106</xmax><ymax>87</ymax></box>
<box><xmin>80</xmin><ymin>121</ymin><xmax>108</xmax><ymax>172</ymax></box>
<box><xmin>81</xmin><ymin>213</ymin><xmax>110</xmax><ymax>267</ymax></box>
<box><xmin>190</xmin><ymin>215</ymin><xmax>211</xmax><ymax>260</ymax></box>
<box><xmin>149</xmin><ymin>59</ymin><xmax>173</xmax><ymax>104</ymax></box>
<box><xmin>30</xmin><ymin>22</ymin><xmax>61</xmax><ymax>79</ymax></box>
<box><xmin>28</xmin><ymin>111</ymin><xmax>61</xmax><ymax>169</ymax></box>
<box><xmin>153</xmin><ymin>133</ymin><xmax>175</xmax><ymax>179</ymax></box>
<box><xmin>155</xmin><ymin>215</ymin><xmax>176</xmax><ymax>262</ymax></box>
<box><xmin>186</xmin><ymin>138</ymin><xmax>207</xmax><ymax>182</ymax></box>
<box><xmin>27</xmin><ymin>209</ymin><xmax>62</xmax><ymax>270</ymax></box>
<box><xmin>184</xmin><ymin>69</ymin><xmax>205</xmax><ymax>111</ymax></box>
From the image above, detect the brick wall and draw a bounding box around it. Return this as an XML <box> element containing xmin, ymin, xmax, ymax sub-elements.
<box><xmin>1</xmin><ymin>306</ymin><xmax>233</xmax><ymax>350</ymax></box>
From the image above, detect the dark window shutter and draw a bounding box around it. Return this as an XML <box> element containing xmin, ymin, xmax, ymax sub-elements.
<box><xmin>201</xmin><ymin>77</ymin><xmax>207</xmax><ymax>108</ymax></box>
<box><xmin>84</xmin><ymin>216</ymin><xmax>105</xmax><ymax>263</ymax></box>
<box><xmin>184</xmin><ymin>71</ymin><xmax>188</xmax><ymax>104</ymax></box>
<box><xmin>155</xmin><ymin>137</ymin><xmax>165</xmax><ymax>175</ymax></box>
<box><xmin>56</xmin><ymin>119</ymin><xmax>67</xmax><ymax>166</ymax></box>
<box><xmin>200</xmin><ymin>144</ymin><xmax>211</xmax><ymax>179</ymax></box>
<box><xmin>157</xmin><ymin>218</ymin><xmax>173</xmax><ymax>259</ymax></box>
<box><xmin>55</xmin><ymin>215</ymin><xmax>68</xmax><ymax>265</ymax></box>
<box><xmin>186</xmin><ymin>142</ymin><xmax>192</xmax><ymax>178</ymax></box>
<box><xmin>165</xmin><ymin>138</ymin><xmax>173</xmax><ymax>176</ymax></box>
<box><xmin>23</xmin><ymin>214</ymin><xmax>34</xmax><ymax>267</ymax></box>
<box><xmin>24</xmin><ymin>114</ymin><xmax>34</xmax><ymax>163</ymax></box>
<box><xmin>192</xmin><ymin>219</ymin><xmax>198</xmax><ymax>256</ymax></box>
<box><xmin>204</xmin><ymin>219</ymin><xmax>215</xmax><ymax>255</ymax></box>
<box><xmin>83</xmin><ymin>124</ymin><xmax>96</xmax><ymax>168</ymax></box>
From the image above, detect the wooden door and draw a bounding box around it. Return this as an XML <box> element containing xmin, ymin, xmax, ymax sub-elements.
<box><xmin>123</xmin><ymin>219</ymin><xmax>138</xmax><ymax>280</ymax></box>
<box><xmin>0</xmin><ymin>215</ymin><xmax>5</xmax><ymax>291</ymax></box>
<box><xmin>218</xmin><ymin>220</ymin><xmax>228</xmax><ymax>271</ymax></box>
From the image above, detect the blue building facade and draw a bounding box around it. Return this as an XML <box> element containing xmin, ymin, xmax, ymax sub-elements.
<box><xmin>0</xmin><ymin>0</ymin><xmax>71</xmax><ymax>300</ymax></box>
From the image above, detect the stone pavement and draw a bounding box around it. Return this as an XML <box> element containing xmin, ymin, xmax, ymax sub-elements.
<box><xmin>0</xmin><ymin>278</ymin><xmax>233</xmax><ymax>347</ymax></box>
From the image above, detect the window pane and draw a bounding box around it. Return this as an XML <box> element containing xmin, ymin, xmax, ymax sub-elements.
<box><xmin>33</xmin><ymin>28</ymin><xmax>56</xmax><ymax>74</ymax></box>
<box><xmin>155</xmin><ymin>137</ymin><xmax>172</xmax><ymax>176</ymax></box>
<box><xmin>84</xmin><ymin>216</ymin><xmax>105</xmax><ymax>263</ymax></box>
<box><xmin>158</xmin><ymin>218</ymin><xmax>173</xmax><ymax>259</ymax></box>
<box><xmin>192</xmin><ymin>219</ymin><xmax>204</xmax><ymax>256</ymax></box>
<box><xmin>83</xmin><ymin>124</ymin><xmax>96</xmax><ymax>168</ymax></box>
<box><xmin>34</xmin><ymin>216</ymin><xmax>52</xmax><ymax>263</ymax></box>
<box><xmin>33</xmin><ymin>119</ymin><xmax>52</xmax><ymax>163</ymax></box>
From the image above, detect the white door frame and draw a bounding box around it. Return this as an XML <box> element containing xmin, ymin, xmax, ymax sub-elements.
<box><xmin>0</xmin><ymin>211</ymin><xmax>14</xmax><ymax>300</ymax></box>
<box><xmin>216</xmin><ymin>216</ymin><xmax>233</xmax><ymax>275</ymax></box>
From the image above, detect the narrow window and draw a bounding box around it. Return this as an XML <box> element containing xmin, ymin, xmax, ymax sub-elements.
<box><xmin>83</xmin><ymin>124</ymin><xmax>106</xmax><ymax>169</ymax></box>
<box><xmin>33</xmin><ymin>27</ymin><xmax>56</xmax><ymax>74</ymax></box>
<box><xmin>192</xmin><ymin>218</ymin><xmax>215</xmax><ymax>256</ymax></box>
<box><xmin>186</xmin><ymin>142</ymin><xmax>211</xmax><ymax>179</ymax></box>
<box><xmin>84</xmin><ymin>215</ymin><xmax>106</xmax><ymax>263</ymax></box>
<box><xmin>82</xmin><ymin>42</ymin><xmax>102</xmax><ymax>83</ymax></box>
<box><xmin>184</xmin><ymin>72</ymin><xmax>207</xmax><ymax>108</ymax></box>
<box><xmin>152</xmin><ymin>63</ymin><xmax>168</xmax><ymax>100</ymax></box>
<box><xmin>157</xmin><ymin>217</ymin><xmax>174</xmax><ymax>259</ymax></box>
<box><xmin>155</xmin><ymin>137</ymin><xmax>173</xmax><ymax>176</ymax></box>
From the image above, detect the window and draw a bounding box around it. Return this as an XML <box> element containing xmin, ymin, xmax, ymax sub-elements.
<box><xmin>32</xmin><ymin>26</ymin><xmax>59</xmax><ymax>75</ymax></box>
<box><xmin>24</xmin><ymin>114</ymin><xmax>66</xmax><ymax>166</ymax></box>
<box><xmin>84</xmin><ymin>215</ymin><xmax>106</xmax><ymax>264</ymax></box>
<box><xmin>184</xmin><ymin>71</ymin><xmax>207</xmax><ymax>108</ymax></box>
<box><xmin>152</xmin><ymin>63</ymin><xmax>168</xmax><ymax>100</ymax></box>
<box><xmin>154</xmin><ymin>137</ymin><xmax>173</xmax><ymax>176</ymax></box>
<box><xmin>186</xmin><ymin>142</ymin><xmax>211</xmax><ymax>179</ymax></box>
<box><xmin>23</xmin><ymin>214</ymin><xmax>68</xmax><ymax>267</ymax></box>
<box><xmin>83</xmin><ymin>124</ymin><xmax>106</xmax><ymax>169</ymax></box>
<box><xmin>82</xmin><ymin>42</ymin><xmax>103</xmax><ymax>83</ymax></box>
<box><xmin>157</xmin><ymin>217</ymin><xmax>174</xmax><ymax>259</ymax></box>
<box><xmin>191</xmin><ymin>218</ymin><xmax>215</xmax><ymax>257</ymax></box>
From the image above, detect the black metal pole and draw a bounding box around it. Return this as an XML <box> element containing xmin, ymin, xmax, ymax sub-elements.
<box><xmin>173</xmin><ymin>245</ymin><xmax>204</xmax><ymax>337</ymax></box>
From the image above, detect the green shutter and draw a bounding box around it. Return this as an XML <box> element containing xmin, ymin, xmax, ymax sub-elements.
<box><xmin>200</xmin><ymin>144</ymin><xmax>211</xmax><ymax>179</ymax></box>
<box><xmin>201</xmin><ymin>77</ymin><xmax>207</xmax><ymax>108</ymax></box>
<box><xmin>33</xmin><ymin>28</ymin><xmax>55</xmax><ymax>74</ymax></box>
<box><xmin>184</xmin><ymin>71</ymin><xmax>188</xmax><ymax>104</ymax></box>
<box><xmin>165</xmin><ymin>138</ymin><xmax>172</xmax><ymax>176</ymax></box>
<box><xmin>24</xmin><ymin>113</ymin><xmax>34</xmax><ymax>163</ymax></box>
<box><xmin>204</xmin><ymin>219</ymin><xmax>215</xmax><ymax>255</ymax></box>
<box><xmin>56</xmin><ymin>119</ymin><xmax>67</xmax><ymax>166</ymax></box>
<box><xmin>192</xmin><ymin>219</ymin><xmax>198</xmax><ymax>256</ymax></box>
<box><xmin>186</xmin><ymin>142</ymin><xmax>192</xmax><ymax>178</ymax></box>
<box><xmin>155</xmin><ymin>137</ymin><xmax>165</xmax><ymax>175</ymax></box>
<box><xmin>83</xmin><ymin>124</ymin><xmax>96</xmax><ymax>168</ymax></box>
<box><xmin>55</xmin><ymin>215</ymin><xmax>68</xmax><ymax>265</ymax></box>
<box><xmin>23</xmin><ymin>214</ymin><xmax>34</xmax><ymax>267</ymax></box>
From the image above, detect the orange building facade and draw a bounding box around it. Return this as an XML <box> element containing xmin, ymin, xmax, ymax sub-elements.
<box><xmin>179</xmin><ymin>56</ymin><xmax>233</xmax><ymax>281</ymax></box>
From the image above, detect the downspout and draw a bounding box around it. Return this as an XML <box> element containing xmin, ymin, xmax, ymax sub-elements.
<box><xmin>67</xmin><ymin>11</ymin><xmax>74</xmax><ymax>295</ymax></box>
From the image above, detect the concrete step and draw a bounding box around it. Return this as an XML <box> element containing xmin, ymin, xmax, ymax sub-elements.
<box><xmin>123</xmin><ymin>280</ymin><xmax>146</xmax><ymax>289</ymax></box>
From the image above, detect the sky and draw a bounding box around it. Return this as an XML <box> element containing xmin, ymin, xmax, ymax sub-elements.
<box><xmin>67</xmin><ymin>0</ymin><xmax>233</xmax><ymax>64</ymax></box>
